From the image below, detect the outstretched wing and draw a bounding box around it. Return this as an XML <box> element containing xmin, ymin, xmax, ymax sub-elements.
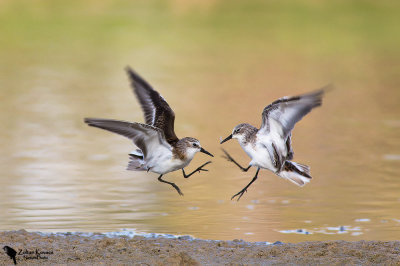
<box><xmin>259</xmin><ymin>86</ymin><xmax>327</xmax><ymax>138</ymax></box>
<box><xmin>84</xmin><ymin>118</ymin><xmax>172</xmax><ymax>159</ymax></box>
<box><xmin>125</xmin><ymin>67</ymin><xmax>179</xmax><ymax>144</ymax></box>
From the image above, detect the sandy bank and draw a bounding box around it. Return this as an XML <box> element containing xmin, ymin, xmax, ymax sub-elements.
<box><xmin>1</xmin><ymin>230</ymin><xmax>399</xmax><ymax>265</ymax></box>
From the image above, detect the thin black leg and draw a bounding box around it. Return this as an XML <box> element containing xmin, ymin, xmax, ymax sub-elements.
<box><xmin>231</xmin><ymin>167</ymin><xmax>260</xmax><ymax>201</ymax></box>
<box><xmin>182</xmin><ymin>161</ymin><xmax>212</xmax><ymax>178</ymax></box>
<box><xmin>158</xmin><ymin>175</ymin><xmax>183</xmax><ymax>196</ymax></box>
<box><xmin>222</xmin><ymin>148</ymin><xmax>251</xmax><ymax>172</ymax></box>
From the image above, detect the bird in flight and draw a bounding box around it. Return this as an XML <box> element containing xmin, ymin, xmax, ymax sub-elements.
<box><xmin>220</xmin><ymin>87</ymin><xmax>327</xmax><ymax>200</ymax></box>
<box><xmin>85</xmin><ymin>67</ymin><xmax>213</xmax><ymax>195</ymax></box>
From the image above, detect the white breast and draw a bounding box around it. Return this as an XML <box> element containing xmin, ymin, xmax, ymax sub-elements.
<box><xmin>151</xmin><ymin>157</ymin><xmax>188</xmax><ymax>174</ymax></box>
<box><xmin>146</xmin><ymin>146</ymin><xmax>188</xmax><ymax>174</ymax></box>
<box><xmin>245</xmin><ymin>133</ymin><xmax>287</xmax><ymax>171</ymax></box>
<box><xmin>258</xmin><ymin>131</ymin><xmax>287</xmax><ymax>157</ymax></box>
<box><xmin>237</xmin><ymin>140</ymin><xmax>270</xmax><ymax>170</ymax></box>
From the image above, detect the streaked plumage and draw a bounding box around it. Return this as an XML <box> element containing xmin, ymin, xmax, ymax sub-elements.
<box><xmin>85</xmin><ymin>67</ymin><xmax>213</xmax><ymax>195</ymax></box>
<box><xmin>220</xmin><ymin>87</ymin><xmax>328</xmax><ymax>200</ymax></box>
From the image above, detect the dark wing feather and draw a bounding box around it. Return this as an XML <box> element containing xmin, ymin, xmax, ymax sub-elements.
<box><xmin>84</xmin><ymin>118</ymin><xmax>171</xmax><ymax>158</ymax></box>
<box><xmin>125</xmin><ymin>67</ymin><xmax>179</xmax><ymax>144</ymax></box>
<box><xmin>260</xmin><ymin>86</ymin><xmax>327</xmax><ymax>138</ymax></box>
<box><xmin>285</xmin><ymin>133</ymin><xmax>294</xmax><ymax>160</ymax></box>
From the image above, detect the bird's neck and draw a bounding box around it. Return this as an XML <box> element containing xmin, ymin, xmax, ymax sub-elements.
<box><xmin>238</xmin><ymin>128</ymin><xmax>258</xmax><ymax>146</ymax></box>
<box><xmin>172</xmin><ymin>144</ymin><xmax>190</xmax><ymax>161</ymax></box>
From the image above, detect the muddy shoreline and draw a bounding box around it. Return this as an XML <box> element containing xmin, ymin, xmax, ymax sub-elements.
<box><xmin>1</xmin><ymin>230</ymin><xmax>399</xmax><ymax>265</ymax></box>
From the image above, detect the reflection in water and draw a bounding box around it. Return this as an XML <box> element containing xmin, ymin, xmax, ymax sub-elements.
<box><xmin>1</xmin><ymin>0</ymin><xmax>400</xmax><ymax>242</ymax></box>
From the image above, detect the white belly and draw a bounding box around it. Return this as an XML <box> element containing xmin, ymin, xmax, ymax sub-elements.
<box><xmin>242</xmin><ymin>133</ymin><xmax>287</xmax><ymax>171</ymax></box>
<box><xmin>146</xmin><ymin>147</ymin><xmax>190</xmax><ymax>174</ymax></box>
<box><xmin>249</xmin><ymin>144</ymin><xmax>275</xmax><ymax>170</ymax></box>
<box><xmin>151</xmin><ymin>157</ymin><xmax>189</xmax><ymax>174</ymax></box>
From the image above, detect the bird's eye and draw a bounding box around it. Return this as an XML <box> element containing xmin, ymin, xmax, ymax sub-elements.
<box><xmin>193</xmin><ymin>143</ymin><xmax>198</xmax><ymax>147</ymax></box>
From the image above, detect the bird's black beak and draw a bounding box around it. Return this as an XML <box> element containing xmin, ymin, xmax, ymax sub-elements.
<box><xmin>220</xmin><ymin>134</ymin><xmax>232</xmax><ymax>144</ymax></box>
<box><xmin>200</xmin><ymin>147</ymin><xmax>214</xmax><ymax>157</ymax></box>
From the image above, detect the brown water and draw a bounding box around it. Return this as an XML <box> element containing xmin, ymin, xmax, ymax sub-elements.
<box><xmin>1</xmin><ymin>0</ymin><xmax>399</xmax><ymax>242</ymax></box>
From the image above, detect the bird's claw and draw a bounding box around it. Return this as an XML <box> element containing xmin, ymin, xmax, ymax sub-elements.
<box><xmin>196</xmin><ymin>161</ymin><xmax>212</xmax><ymax>173</ymax></box>
<box><xmin>222</xmin><ymin>155</ymin><xmax>233</xmax><ymax>162</ymax></box>
<box><xmin>221</xmin><ymin>152</ymin><xmax>234</xmax><ymax>162</ymax></box>
<box><xmin>197</xmin><ymin>168</ymin><xmax>209</xmax><ymax>173</ymax></box>
<box><xmin>231</xmin><ymin>189</ymin><xmax>247</xmax><ymax>201</ymax></box>
<box><xmin>174</xmin><ymin>185</ymin><xmax>184</xmax><ymax>196</ymax></box>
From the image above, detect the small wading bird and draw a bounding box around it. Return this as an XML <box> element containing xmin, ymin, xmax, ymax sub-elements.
<box><xmin>85</xmin><ymin>67</ymin><xmax>213</xmax><ymax>195</ymax></box>
<box><xmin>220</xmin><ymin>87</ymin><xmax>327</xmax><ymax>200</ymax></box>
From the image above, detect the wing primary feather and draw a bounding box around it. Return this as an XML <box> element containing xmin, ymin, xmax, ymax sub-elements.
<box><xmin>125</xmin><ymin>67</ymin><xmax>157</xmax><ymax>125</ymax></box>
<box><xmin>125</xmin><ymin>66</ymin><xmax>154</xmax><ymax>94</ymax></box>
<box><xmin>84</xmin><ymin>118</ymin><xmax>170</xmax><ymax>158</ymax></box>
<box><xmin>125</xmin><ymin>66</ymin><xmax>179</xmax><ymax>144</ymax></box>
<box><xmin>260</xmin><ymin>85</ymin><xmax>329</xmax><ymax>137</ymax></box>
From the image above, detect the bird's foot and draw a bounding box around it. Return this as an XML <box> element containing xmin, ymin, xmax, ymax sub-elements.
<box><xmin>231</xmin><ymin>188</ymin><xmax>247</xmax><ymax>201</ymax></box>
<box><xmin>171</xmin><ymin>183</ymin><xmax>184</xmax><ymax>196</ymax></box>
<box><xmin>222</xmin><ymin>150</ymin><xmax>235</xmax><ymax>163</ymax></box>
<box><xmin>158</xmin><ymin>175</ymin><xmax>184</xmax><ymax>196</ymax></box>
<box><xmin>195</xmin><ymin>161</ymin><xmax>212</xmax><ymax>173</ymax></box>
<box><xmin>221</xmin><ymin>149</ymin><xmax>249</xmax><ymax>172</ymax></box>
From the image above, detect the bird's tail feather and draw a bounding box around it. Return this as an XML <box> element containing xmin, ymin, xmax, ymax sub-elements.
<box><xmin>278</xmin><ymin>161</ymin><xmax>312</xmax><ymax>187</ymax></box>
<box><xmin>127</xmin><ymin>154</ymin><xmax>146</xmax><ymax>171</ymax></box>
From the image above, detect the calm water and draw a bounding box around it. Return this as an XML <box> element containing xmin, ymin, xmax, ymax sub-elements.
<box><xmin>1</xmin><ymin>0</ymin><xmax>399</xmax><ymax>242</ymax></box>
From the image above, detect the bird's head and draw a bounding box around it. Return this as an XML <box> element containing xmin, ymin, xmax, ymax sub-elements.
<box><xmin>179</xmin><ymin>137</ymin><xmax>213</xmax><ymax>159</ymax></box>
<box><xmin>220</xmin><ymin>123</ymin><xmax>254</xmax><ymax>144</ymax></box>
